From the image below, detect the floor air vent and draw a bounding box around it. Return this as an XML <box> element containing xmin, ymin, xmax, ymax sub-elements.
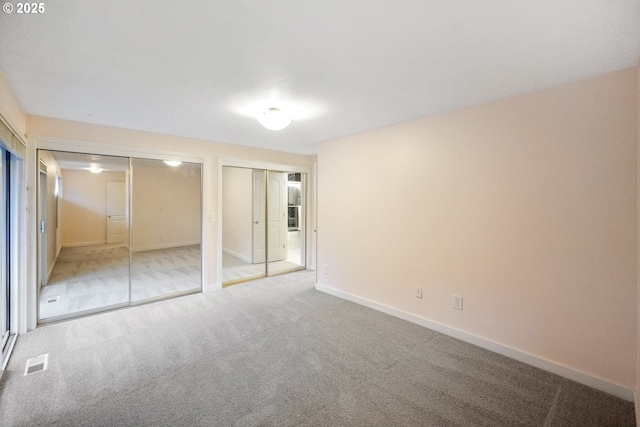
<box><xmin>46</xmin><ymin>296</ymin><xmax>59</xmax><ymax>304</ymax></box>
<box><xmin>24</xmin><ymin>354</ymin><xmax>49</xmax><ymax>376</ymax></box>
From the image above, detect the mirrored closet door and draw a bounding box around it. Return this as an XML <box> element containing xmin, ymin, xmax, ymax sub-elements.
<box><xmin>221</xmin><ymin>168</ymin><xmax>266</xmax><ymax>284</ymax></box>
<box><xmin>38</xmin><ymin>151</ymin><xmax>131</xmax><ymax>321</ymax></box>
<box><xmin>37</xmin><ymin>150</ymin><xmax>203</xmax><ymax>323</ymax></box>
<box><xmin>130</xmin><ymin>158</ymin><xmax>202</xmax><ymax>302</ymax></box>
<box><xmin>221</xmin><ymin>166</ymin><xmax>306</xmax><ymax>286</ymax></box>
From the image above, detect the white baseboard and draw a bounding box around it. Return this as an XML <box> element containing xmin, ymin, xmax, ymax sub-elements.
<box><xmin>62</xmin><ymin>240</ymin><xmax>107</xmax><ymax>248</ymax></box>
<box><xmin>315</xmin><ymin>282</ymin><xmax>634</xmax><ymax>402</ymax></box>
<box><xmin>222</xmin><ymin>248</ymin><xmax>252</xmax><ymax>264</ymax></box>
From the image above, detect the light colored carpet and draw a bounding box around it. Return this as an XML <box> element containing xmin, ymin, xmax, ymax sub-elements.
<box><xmin>4</xmin><ymin>271</ymin><xmax>634</xmax><ymax>426</ymax></box>
<box><xmin>40</xmin><ymin>244</ymin><xmax>201</xmax><ymax>320</ymax></box>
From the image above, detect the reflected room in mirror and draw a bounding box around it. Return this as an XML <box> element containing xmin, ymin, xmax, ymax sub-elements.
<box><xmin>221</xmin><ymin>167</ymin><xmax>306</xmax><ymax>286</ymax></box>
<box><xmin>37</xmin><ymin>150</ymin><xmax>203</xmax><ymax>323</ymax></box>
<box><xmin>37</xmin><ymin>150</ymin><xmax>131</xmax><ymax>321</ymax></box>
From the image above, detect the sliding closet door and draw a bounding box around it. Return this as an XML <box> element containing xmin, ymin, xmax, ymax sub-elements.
<box><xmin>130</xmin><ymin>158</ymin><xmax>202</xmax><ymax>302</ymax></box>
<box><xmin>222</xmin><ymin>167</ymin><xmax>306</xmax><ymax>285</ymax></box>
<box><xmin>38</xmin><ymin>151</ymin><xmax>131</xmax><ymax>322</ymax></box>
<box><xmin>221</xmin><ymin>167</ymin><xmax>266</xmax><ymax>285</ymax></box>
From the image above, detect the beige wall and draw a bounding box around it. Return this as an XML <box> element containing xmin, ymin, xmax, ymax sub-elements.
<box><xmin>37</xmin><ymin>151</ymin><xmax>61</xmax><ymax>278</ymax></box>
<box><xmin>318</xmin><ymin>68</ymin><xmax>638</xmax><ymax>391</ymax></box>
<box><xmin>132</xmin><ymin>159</ymin><xmax>201</xmax><ymax>251</ymax></box>
<box><xmin>0</xmin><ymin>71</ymin><xmax>26</xmax><ymax>138</ymax></box>
<box><xmin>222</xmin><ymin>167</ymin><xmax>253</xmax><ymax>261</ymax></box>
<box><xmin>61</xmin><ymin>169</ymin><xmax>126</xmax><ymax>246</ymax></box>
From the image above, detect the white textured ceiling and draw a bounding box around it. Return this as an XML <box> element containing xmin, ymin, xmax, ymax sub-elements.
<box><xmin>1</xmin><ymin>1</ymin><xmax>639</xmax><ymax>155</ymax></box>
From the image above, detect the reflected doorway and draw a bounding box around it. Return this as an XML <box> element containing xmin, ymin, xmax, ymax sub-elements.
<box><xmin>253</xmin><ymin>170</ymin><xmax>287</xmax><ymax>264</ymax></box>
<box><xmin>222</xmin><ymin>166</ymin><xmax>306</xmax><ymax>286</ymax></box>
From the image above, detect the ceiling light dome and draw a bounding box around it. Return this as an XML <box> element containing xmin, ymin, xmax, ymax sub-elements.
<box><xmin>257</xmin><ymin>107</ymin><xmax>292</xmax><ymax>131</ymax></box>
<box><xmin>164</xmin><ymin>160</ymin><xmax>182</xmax><ymax>167</ymax></box>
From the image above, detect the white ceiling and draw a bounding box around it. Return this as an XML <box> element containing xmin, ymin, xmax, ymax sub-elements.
<box><xmin>1</xmin><ymin>1</ymin><xmax>639</xmax><ymax>155</ymax></box>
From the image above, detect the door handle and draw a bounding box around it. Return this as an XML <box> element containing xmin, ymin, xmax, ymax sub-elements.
<box><xmin>254</xmin><ymin>221</ymin><xmax>259</xmax><ymax>224</ymax></box>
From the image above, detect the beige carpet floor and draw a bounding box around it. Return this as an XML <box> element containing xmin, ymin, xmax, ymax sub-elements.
<box><xmin>3</xmin><ymin>271</ymin><xmax>634</xmax><ymax>426</ymax></box>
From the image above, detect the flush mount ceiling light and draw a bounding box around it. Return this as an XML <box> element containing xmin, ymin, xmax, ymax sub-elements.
<box><xmin>164</xmin><ymin>160</ymin><xmax>182</xmax><ymax>167</ymax></box>
<box><xmin>257</xmin><ymin>107</ymin><xmax>292</xmax><ymax>131</ymax></box>
<box><xmin>89</xmin><ymin>165</ymin><xmax>102</xmax><ymax>174</ymax></box>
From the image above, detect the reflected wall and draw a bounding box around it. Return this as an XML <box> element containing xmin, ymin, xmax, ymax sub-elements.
<box><xmin>130</xmin><ymin>158</ymin><xmax>202</xmax><ymax>301</ymax></box>
<box><xmin>221</xmin><ymin>167</ymin><xmax>266</xmax><ymax>283</ymax></box>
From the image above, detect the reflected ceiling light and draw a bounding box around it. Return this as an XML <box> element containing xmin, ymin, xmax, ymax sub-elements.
<box><xmin>164</xmin><ymin>160</ymin><xmax>182</xmax><ymax>167</ymax></box>
<box><xmin>89</xmin><ymin>165</ymin><xmax>102</xmax><ymax>174</ymax></box>
<box><xmin>257</xmin><ymin>107</ymin><xmax>292</xmax><ymax>130</ymax></box>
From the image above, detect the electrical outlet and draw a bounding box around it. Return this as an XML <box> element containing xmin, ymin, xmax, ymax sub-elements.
<box><xmin>416</xmin><ymin>286</ymin><xmax>422</xmax><ymax>299</ymax></box>
<box><xmin>453</xmin><ymin>295</ymin><xmax>463</xmax><ymax>310</ymax></box>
